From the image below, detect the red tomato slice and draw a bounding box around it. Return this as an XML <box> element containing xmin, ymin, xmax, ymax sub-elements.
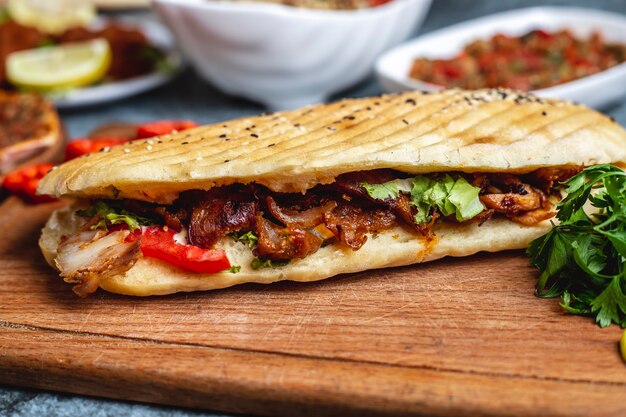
<box><xmin>135</xmin><ymin>120</ymin><xmax>198</xmax><ymax>139</ymax></box>
<box><xmin>2</xmin><ymin>163</ymin><xmax>56</xmax><ymax>204</ymax></box>
<box><xmin>137</xmin><ymin>226</ymin><xmax>231</xmax><ymax>274</ymax></box>
<box><xmin>65</xmin><ymin>137</ymin><xmax>130</xmax><ymax>161</ymax></box>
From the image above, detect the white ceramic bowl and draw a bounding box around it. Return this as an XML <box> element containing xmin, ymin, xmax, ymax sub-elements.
<box><xmin>153</xmin><ymin>0</ymin><xmax>432</xmax><ymax>110</ymax></box>
<box><xmin>376</xmin><ymin>7</ymin><xmax>626</xmax><ymax>109</ymax></box>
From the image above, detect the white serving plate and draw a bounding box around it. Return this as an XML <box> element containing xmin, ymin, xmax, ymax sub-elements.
<box><xmin>375</xmin><ymin>7</ymin><xmax>626</xmax><ymax>109</ymax></box>
<box><xmin>52</xmin><ymin>18</ymin><xmax>183</xmax><ymax>110</ymax></box>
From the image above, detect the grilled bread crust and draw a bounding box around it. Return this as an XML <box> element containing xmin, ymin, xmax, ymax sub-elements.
<box><xmin>37</xmin><ymin>88</ymin><xmax>626</xmax><ymax>204</ymax></box>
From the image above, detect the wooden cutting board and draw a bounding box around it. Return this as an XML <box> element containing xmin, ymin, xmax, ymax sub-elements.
<box><xmin>0</xmin><ymin>197</ymin><xmax>624</xmax><ymax>417</ymax></box>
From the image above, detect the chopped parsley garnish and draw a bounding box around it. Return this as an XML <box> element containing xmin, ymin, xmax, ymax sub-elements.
<box><xmin>230</xmin><ymin>231</ymin><xmax>259</xmax><ymax>249</ymax></box>
<box><xmin>76</xmin><ymin>201</ymin><xmax>154</xmax><ymax>231</ymax></box>
<box><xmin>362</xmin><ymin>174</ymin><xmax>484</xmax><ymax>224</ymax></box>
<box><xmin>527</xmin><ymin>164</ymin><xmax>626</xmax><ymax>327</ymax></box>
<box><xmin>228</xmin><ymin>265</ymin><xmax>242</xmax><ymax>274</ymax></box>
<box><xmin>251</xmin><ymin>257</ymin><xmax>289</xmax><ymax>270</ymax></box>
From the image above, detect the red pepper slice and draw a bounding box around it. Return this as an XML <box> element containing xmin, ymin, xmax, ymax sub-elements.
<box><xmin>2</xmin><ymin>163</ymin><xmax>56</xmax><ymax>204</ymax></box>
<box><xmin>136</xmin><ymin>120</ymin><xmax>198</xmax><ymax>139</ymax></box>
<box><xmin>65</xmin><ymin>137</ymin><xmax>131</xmax><ymax>161</ymax></box>
<box><xmin>132</xmin><ymin>226</ymin><xmax>231</xmax><ymax>274</ymax></box>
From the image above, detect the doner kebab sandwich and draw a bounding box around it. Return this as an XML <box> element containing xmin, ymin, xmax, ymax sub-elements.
<box><xmin>37</xmin><ymin>88</ymin><xmax>626</xmax><ymax>297</ymax></box>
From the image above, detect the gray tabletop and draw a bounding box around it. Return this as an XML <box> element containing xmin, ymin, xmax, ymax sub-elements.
<box><xmin>2</xmin><ymin>0</ymin><xmax>626</xmax><ymax>416</ymax></box>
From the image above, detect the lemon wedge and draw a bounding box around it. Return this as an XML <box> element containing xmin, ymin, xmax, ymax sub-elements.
<box><xmin>621</xmin><ymin>329</ymin><xmax>626</xmax><ymax>364</ymax></box>
<box><xmin>7</xmin><ymin>0</ymin><xmax>96</xmax><ymax>35</ymax></box>
<box><xmin>6</xmin><ymin>39</ymin><xmax>112</xmax><ymax>92</ymax></box>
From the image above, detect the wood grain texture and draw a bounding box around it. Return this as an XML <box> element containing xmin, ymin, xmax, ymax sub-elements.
<box><xmin>0</xmin><ymin>197</ymin><xmax>625</xmax><ymax>416</ymax></box>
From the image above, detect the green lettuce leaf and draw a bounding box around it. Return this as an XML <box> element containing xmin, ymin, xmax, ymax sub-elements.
<box><xmin>362</xmin><ymin>174</ymin><xmax>485</xmax><ymax>225</ymax></box>
<box><xmin>447</xmin><ymin>177</ymin><xmax>485</xmax><ymax>221</ymax></box>
<box><xmin>361</xmin><ymin>179</ymin><xmax>413</xmax><ymax>201</ymax></box>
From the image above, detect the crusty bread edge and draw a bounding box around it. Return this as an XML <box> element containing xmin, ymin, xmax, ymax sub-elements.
<box><xmin>40</xmin><ymin>205</ymin><xmax>551</xmax><ymax>296</ymax></box>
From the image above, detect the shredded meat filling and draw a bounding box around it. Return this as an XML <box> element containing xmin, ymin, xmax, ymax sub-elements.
<box><xmin>322</xmin><ymin>201</ymin><xmax>397</xmax><ymax>250</ymax></box>
<box><xmin>188</xmin><ymin>187</ymin><xmax>258</xmax><ymax>248</ymax></box>
<box><xmin>255</xmin><ymin>215</ymin><xmax>323</xmax><ymax>260</ymax></box>
<box><xmin>334</xmin><ymin>169</ymin><xmax>427</xmax><ymax>234</ymax></box>
<box><xmin>83</xmin><ymin>167</ymin><xmax>579</xmax><ymax>266</ymax></box>
<box><xmin>334</xmin><ymin>169</ymin><xmax>398</xmax><ymax>198</ymax></box>
<box><xmin>476</xmin><ymin>177</ymin><xmax>555</xmax><ymax>224</ymax></box>
<box><xmin>526</xmin><ymin>165</ymin><xmax>583</xmax><ymax>192</ymax></box>
<box><xmin>266</xmin><ymin>195</ymin><xmax>337</xmax><ymax>228</ymax></box>
<box><xmin>262</xmin><ymin>192</ymin><xmax>397</xmax><ymax>252</ymax></box>
<box><xmin>56</xmin><ymin>230</ymin><xmax>140</xmax><ymax>297</ymax></box>
<box><xmin>182</xmin><ymin>169</ymin><xmax>576</xmax><ymax>258</ymax></box>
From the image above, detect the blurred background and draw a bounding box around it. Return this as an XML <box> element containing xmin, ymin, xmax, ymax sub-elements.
<box><xmin>1</xmin><ymin>0</ymin><xmax>626</xmax><ymax>416</ymax></box>
<box><xmin>1</xmin><ymin>0</ymin><xmax>625</xmax><ymax>138</ymax></box>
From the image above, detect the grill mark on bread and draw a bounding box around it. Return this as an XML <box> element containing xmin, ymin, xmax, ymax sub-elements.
<box><xmin>455</xmin><ymin>102</ymin><xmax>558</xmax><ymax>146</ymax></box>
<box><xmin>324</xmin><ymin>95</ymin><xmax>484</xmax><ymax>160</ymax></box>
<box><xmin>265</xmin><ymin>94</ymin><xmax>455</xmax><ymax>165</ymax></box>
<box><xmin>513</xmin><ymin>106</ymin><xmax>596</xmax><ymax>143</ymax></box>
<box><xmin>378</xmin><ymin>105</ymin><xmax>506</xmax><ymax>156</ymax></box>
<box><xmin>114</xmin><ymin>100</ymin><xmax>357</xmax><ymax>170</ymax></box>
<box><xmin>253</xmin><ymin>92</ymin><xmax>451</xmax><ymax>165</ymax></box>
<box><xmin>237</xmin><ymin>100</ymin><xmax>391</xmax><ymax>166</ymax></box>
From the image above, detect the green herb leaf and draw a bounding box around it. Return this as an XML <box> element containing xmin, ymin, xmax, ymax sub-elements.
<box><xmin>76</xmin><ymin>201</ymin><xmax>154</xmax><ymax>231</ymax></box>
<box><xmin>591</xmin><ymin>276</ymin><xmax>626</xmax><ymax>328</ymax></box>
<box><xmin>251</xmin><ymin>258</ymin><xmax>289</xmax><ymax>270</ymax></box>
<box><xmin>232</xmin><ymin>231</ymin><xmax>259</xmax><ymax>249</ymax></box>
<box><xmin>527</xmin><ymin>164</ymin><xmax>626</xmax><ymax>327</ymax></box>
<box><xmin>228</xmin><ymin>265</ymin><xmax>241</xmax><ymax>274</ymax></box>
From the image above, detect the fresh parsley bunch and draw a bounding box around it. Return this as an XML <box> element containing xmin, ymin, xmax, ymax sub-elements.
<box><xmin>528</xmin><ymin>164</ymin><xmax>626</xmax><ymax>327</ymax></box>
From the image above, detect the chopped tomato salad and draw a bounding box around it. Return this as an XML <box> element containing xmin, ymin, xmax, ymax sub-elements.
<box><xmin>128</xmin><ymin>226</ymin><xmax>231</xmax><ymax>274</ymax></box>
<box><xmin>410</xmin><ymin>29</ymin><xmax>626</xmax><ymax>90</ymax></box>
<box><xmin>2</xmin><ymin>163</ymin><xmax>56</xmax><ymax>204</ymax></box>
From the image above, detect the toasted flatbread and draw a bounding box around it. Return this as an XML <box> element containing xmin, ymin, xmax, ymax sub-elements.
<box><xmin>37</xmin><ymin>89</ymin><xmax>626</xmax><ymax>296</ymax></box>
<box><xmin>38</xmin><ymin>89</ymin><xmax>626</xmax><ymax>203</ymax></box>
